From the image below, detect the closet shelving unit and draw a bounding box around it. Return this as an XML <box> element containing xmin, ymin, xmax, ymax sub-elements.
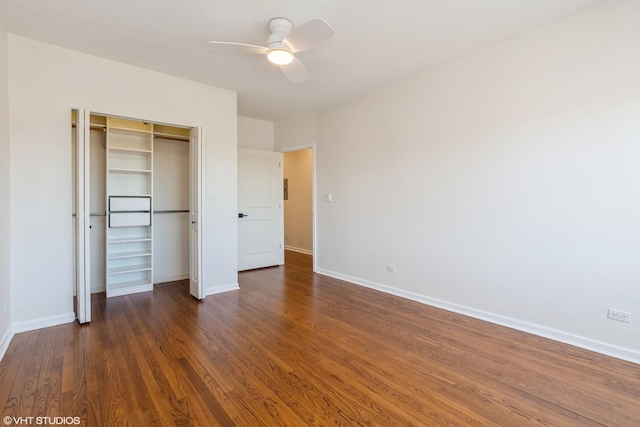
<box><xmin>105</xmin><ymin>117</ymin><xmax>154</xmax><ymax>297</ymax></box>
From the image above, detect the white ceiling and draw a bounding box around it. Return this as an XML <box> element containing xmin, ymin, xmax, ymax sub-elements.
<box><xmin>0</xmin><ymin>0</ymin><xmax>605</xmax><ymax>121</ymax></box>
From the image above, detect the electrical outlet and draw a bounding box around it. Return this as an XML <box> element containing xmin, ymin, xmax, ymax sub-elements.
<box><xmin>386</xmin><ymin>265</ymin><xmax>396</xmax><ymax>273</ymax></box>
<box><xmin>607</xmin><ymin>308</ymin><xmax>631</xmax><ymax>323</ymax></box>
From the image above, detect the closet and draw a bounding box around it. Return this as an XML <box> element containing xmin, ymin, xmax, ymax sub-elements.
<box><xmin>72</xmin><ymin>111</ymin><xmax>192</xmax><ymax>299</ymax></box>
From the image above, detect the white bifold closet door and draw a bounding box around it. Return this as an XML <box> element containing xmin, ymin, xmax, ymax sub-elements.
<box><xmin>74</xmin><ymin>110</ymin><xmax>91</xmax><ymax>323</ymax></box>
<box><xmin>189</xmin><ymin>127</ymin><xmax>203</xmax><ymax>299</ymax></box>
<box><xmin>89</xmin><ymin>126</ymin><xmax>106</xmax><ymax>294</ymax></box>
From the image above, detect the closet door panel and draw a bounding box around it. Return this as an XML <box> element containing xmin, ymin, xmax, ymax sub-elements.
<box><xmin>90</xmin><ymin>129</ymin><xmax>106</xmax><ymax>213</ymax></box>
<box><xmin>90</xmin><ymin>128</ymin><xmax>106</xmax><ymax>293</ymax></box>
<box><xmin>90</xmin><ymin>216</ymin><xmax>105</xmax><ymax>293</ymax></box>
<box><xmin>74</xmin><ymin>109</ymin><xmax>91</xmax><ymax>323</ymax></box>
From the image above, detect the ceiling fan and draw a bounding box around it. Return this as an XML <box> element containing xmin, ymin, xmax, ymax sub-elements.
<box><xmin>208</xmin><ymin>17</ymin><xmax>334</xmax><ymax>84</ymax></box>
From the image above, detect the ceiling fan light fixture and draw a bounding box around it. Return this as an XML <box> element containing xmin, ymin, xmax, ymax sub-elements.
<box><xmin>267</xmin><ymin>47</ymin><xmax>294</xmax><ymax>65</ymax></box>
<box><xmin>208</xmin><ymin>17</ymin><xmax>334</xmax><ymax>83</ymax></box>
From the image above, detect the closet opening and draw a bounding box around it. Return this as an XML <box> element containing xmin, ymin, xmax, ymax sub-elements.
<box><xmin>72</xmin><ymin>110</ymin><xmax>202</xmax><ymax>322</ymax></box>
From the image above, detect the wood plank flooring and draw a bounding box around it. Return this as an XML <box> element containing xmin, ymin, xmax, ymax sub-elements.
<box><xmin>1</xmin><ymin>251</ymin><xmax>639</xmax><ymax>426</ymax></box>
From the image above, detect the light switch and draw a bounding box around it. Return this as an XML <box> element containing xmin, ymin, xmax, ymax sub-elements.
<box><xmin>325</xmin><ymin>193</ymin><xmax>332</xmax><ymax>202</ymax></box>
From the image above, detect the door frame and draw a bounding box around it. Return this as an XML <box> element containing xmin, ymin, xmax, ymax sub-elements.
<box><xmin>279</xmin><ymin>144</ymin><xmax>317</xmax><ymax>272</ymax></box>
<box><xmin>73</xmin><ymin>110</ymin><xmax>206</xmax><ymax>317</ymax></box>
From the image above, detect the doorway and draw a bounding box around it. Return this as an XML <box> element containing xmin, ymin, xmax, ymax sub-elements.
<box><xmin>72</xmin><ymin>110</ymin><xmax>203</xmax><ymax>323</ymax></box>
<box><xmin>236</xmin><ymin>146</ymin><xmax>316</xmax><ymax>271</ymax></box>
<box><xmin>282</xmin><ymin>148</ymin><xmax>314</xmax><ymax>258</ymax></box>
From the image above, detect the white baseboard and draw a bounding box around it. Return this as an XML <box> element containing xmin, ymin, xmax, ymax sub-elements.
<box><xmin>284</xmin><ymin>246</ymin><xmax>313</xmax><ymax>256</ymax></box>
<box><xmin>315</xmin><ymin>268</ymin><xmax>640</xmax><ymax>365</ymax></box>
<box><xmin>205</xmin><ymin>282</ymin><xmax>240</xmax><ymax>296</ymax></box>
<box><xmin>12</xmin><ymin>312</ymin><xmax>76</xmax><ymax>334</ymax></box>
<box><xmin>0</xmin><ymin>326</ymin><xmax>14</xmax><ymax>362</ymax></box>
<box><xmin>91</xmin><ymin>284</ymin><xmax>105</xmax><ymax>294</ymax></box>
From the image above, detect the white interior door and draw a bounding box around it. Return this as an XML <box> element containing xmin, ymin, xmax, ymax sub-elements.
<box><xmin>238</xmin><ymin>148</ymin><xmax>284</xmax><ymax>271</ymax></box>
<box><xmin>75</xmin><ymin>110</ymin><xmax>91</xmax><ymax>323</ymax></box>
<box><xmin>189</xmin><ymin>126</ymin><xmax>204</xmax><ymax>299</ymax></box>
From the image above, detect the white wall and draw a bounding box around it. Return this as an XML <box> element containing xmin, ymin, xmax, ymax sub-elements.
<box><xmin>238</xmin><ymin>115</ymin><xmax>274</xmax><ymax>150</ymax></box>
<box><xmin>274</xmin><ymin>113</ymin><xmax>316</xmax><ymax>152</ymax></box>
<box><xmin>7</xmin><ymin>35</ymin><xmax>238</xmax><ymax>331</ymax></box>
<box><xmin>315</xmin><ymin>0</ymin><xmax>640</xmax><ymax>362</ymax></box>
<box><xmin>0</xmin><ymin>24</ymin><xmax>12</xmax><ymax>358</ymax></box>
<box><xmin>283</xmin><ymin>149</ymin><xmax>313</xmax><ymax>254</ymax></box>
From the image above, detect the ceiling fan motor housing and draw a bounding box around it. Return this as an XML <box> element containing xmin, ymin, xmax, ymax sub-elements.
<box><xmin>268</xmin><ymin>17</ymin><xmax>293</xmax><ymax>48</ymax></box>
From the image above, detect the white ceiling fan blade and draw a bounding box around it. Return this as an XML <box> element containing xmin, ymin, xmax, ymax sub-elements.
<box><xmin>280</xmin><ymin>56</ymin><xmax>310</xmax><ymax>84</ymax></box>
<box><xmin>208</xmin><ymin>41</ymin><xmax>268</xmax><ymax>56</ymax></box>
<box><xmin>284</xmin><ymin>18</ymin><xmax>334</xmax><ymax>53</ymax></box>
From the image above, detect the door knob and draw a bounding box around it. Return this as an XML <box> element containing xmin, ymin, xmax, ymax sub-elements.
<box><xmin>238</xmin><ymin>213</ymin><xmax>248</xmax><ymax>218</ymax></box>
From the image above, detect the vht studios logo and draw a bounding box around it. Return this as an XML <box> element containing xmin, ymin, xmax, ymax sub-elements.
<box><xmin>3</xmin><ymin>416</ymin><xmax>81</xmax><ymax>425</ymax></box>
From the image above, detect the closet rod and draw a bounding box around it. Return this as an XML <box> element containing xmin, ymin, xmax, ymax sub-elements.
<box><xmin>71</xmin><ymin>212</ymin><xmax>107</xmax><ymax>217</ymax></box>
<box><xmin>153</xmin><ymin>133</ymin><xmax>189</xmax><ymax>142</ymax></box>
<box><xmin>153</xmin><ymin>210</ymin><xmax>189</xmax><ymax>214</ymax></box>
<box><xmin>74</xmin><ymin>211</ymin><xmax>189</xmax><ymax>216</ymax></box>
<box><xmin>70</xmin><ymin>123</ymin><xmax>106</xmax><ymax>132</ymax></box>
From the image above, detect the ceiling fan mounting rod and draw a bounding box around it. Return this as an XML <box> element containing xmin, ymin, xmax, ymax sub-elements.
<box><xmin>268</xmin><ymin>17</ymin><xmax>293</xmax><ymax>46</ymax></box>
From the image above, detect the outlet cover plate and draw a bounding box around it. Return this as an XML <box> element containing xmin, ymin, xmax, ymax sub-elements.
<box><xmin>608</xmin><ymin>308</ymin><xmax>631</xmax><ymax>323</ymax></box>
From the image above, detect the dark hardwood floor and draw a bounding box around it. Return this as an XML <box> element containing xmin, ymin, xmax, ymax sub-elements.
<box><xmin>1</xmin><ymin>251</ymin><xmax>639</xmax><ymax>426</ymax></box>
